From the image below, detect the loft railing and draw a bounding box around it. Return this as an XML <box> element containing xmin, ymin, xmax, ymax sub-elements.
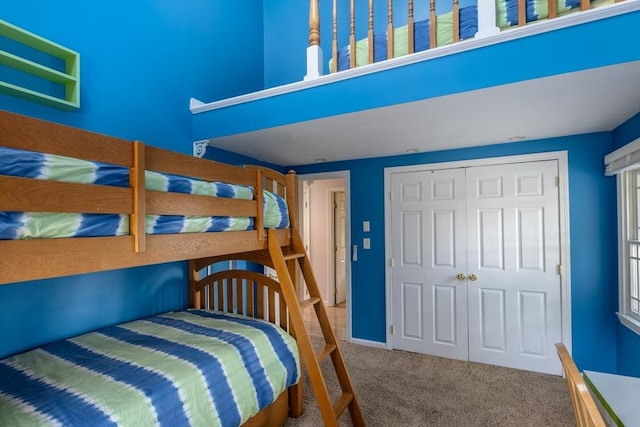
<box><xmin>305</xmin><ymin>0</ymin><xmax>626</xmax><ymax>78</ymax></box>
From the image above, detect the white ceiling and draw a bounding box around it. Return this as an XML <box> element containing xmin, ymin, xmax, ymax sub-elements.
<box><xmin>206</xmin><ymin>61</ymin><xmax>640</xmax><ymax>166</ymax></box>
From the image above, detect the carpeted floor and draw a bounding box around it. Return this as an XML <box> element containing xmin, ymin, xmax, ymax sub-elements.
<box><xmin>284</xmin><ymin>338</ymin><xmax>574</xmax><ymax>426</ymax></box>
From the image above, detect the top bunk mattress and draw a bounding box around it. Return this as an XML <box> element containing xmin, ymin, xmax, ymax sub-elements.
<box><xmin>0</xmin><ymin>147</ymin><xmax>290</xmax><ymax>240</ymax></box>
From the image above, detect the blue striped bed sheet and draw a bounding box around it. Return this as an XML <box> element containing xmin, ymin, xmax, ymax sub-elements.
<box><xmin>0</xmin><ymin>309</ymin><xmax>300</xmax><ymax>427</ymax></box>
<box><xmin>0</xmin><ymin>147</ymin><xmax>289</xmax><ymax>240</ymax></box>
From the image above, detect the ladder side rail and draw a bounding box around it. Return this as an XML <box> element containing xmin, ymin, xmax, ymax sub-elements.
<box><xmin>291</xmin><ymin>230</ymin><xmax>366</xmax><ymax>426</ymax></box>
<box><xmin>267</xmin><ymin>230</ymin><xmax>339</xmax><ymax>427</ymax></box>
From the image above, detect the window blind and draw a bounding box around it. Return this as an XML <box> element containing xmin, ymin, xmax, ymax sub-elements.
<box><xmin>605</xmin><ymin>137</ymin><xmax>640</xmax><ymax>176</ymax></box>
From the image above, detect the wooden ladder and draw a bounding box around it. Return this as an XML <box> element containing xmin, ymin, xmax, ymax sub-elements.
<box><xmin>268</xmin><ymin>228</ymin><xmax>365</xmax><ymax>427</ymax></box>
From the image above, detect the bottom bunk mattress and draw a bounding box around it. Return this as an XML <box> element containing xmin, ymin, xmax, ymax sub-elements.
<box><xmin>0</xmin><ymin>309</ymin><xmax>300</xmax><ymax>427</ymax></box>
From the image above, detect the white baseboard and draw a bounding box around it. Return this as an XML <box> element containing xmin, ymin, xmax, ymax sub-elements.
<box><xmin>347</xmin><ymin>337</ymin><xmax>387</xmax><ymax>349</ymax></box>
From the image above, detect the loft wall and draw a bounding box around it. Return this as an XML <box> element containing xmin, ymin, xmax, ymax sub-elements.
<box><xmin>198</xmin><ymin>10</ymin><xmax>640</xmax><ymax>142</ymax></box>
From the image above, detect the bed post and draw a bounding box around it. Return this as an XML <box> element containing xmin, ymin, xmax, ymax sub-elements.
<box><xmin>131</xmin><ymin>141</ymin><xmax>146</xmax><ymax>253</ymax></box>
<box><xmin>255</xmin><ymin>169</ymin><xmax>265</xmax><ymax>240</ymax></box>
<box><xmin>285</xmin><ymin>170</ymin><xmax>298</xmax><ymax>231</ymax></box>
<box><xmin>188</xmin><ymin>260</ymin><xmax>201</xmax><ymax>309</ymax></box>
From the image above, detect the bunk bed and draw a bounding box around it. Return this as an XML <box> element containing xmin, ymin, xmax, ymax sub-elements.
<box><xmin>0</xmin><ymin>110</ymin><xmax>364</xmax><ymax>427</ymax></box>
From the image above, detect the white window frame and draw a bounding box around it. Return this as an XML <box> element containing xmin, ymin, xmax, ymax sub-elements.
<box><xmin>606</xmin><ymin>137</ymin><xmax>640</xmax><ymax>336</ymax></box>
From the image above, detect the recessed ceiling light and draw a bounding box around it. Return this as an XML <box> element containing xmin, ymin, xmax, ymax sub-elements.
<box><xmin>508</xmin><ymin>135</ymin><xmax>526</xmax><ymax>141</ymax></box>
<box><xmin>406</xmin><ymin>148</ymin><xmax>420</xmax><ymax>153</ymax></box>
<box><xmin>315</xmin><ymin>158</ymin><xmax>327</xmax><ymax>162</ymax></box>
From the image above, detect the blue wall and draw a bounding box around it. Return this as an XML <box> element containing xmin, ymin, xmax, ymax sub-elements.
<box><xmin>293</xmin><ymin>133</ymin><xmax>619</xmax><ymax>373</ymax></box>
<box><xmin>0</xmin><ymin>1</ymin><xmax>265</xmax><ymax>358</ymax></box>
<box><xmin>2</xmin><ymin>1</ymin><xmax>638</xmax><ymax>377</ymax></box>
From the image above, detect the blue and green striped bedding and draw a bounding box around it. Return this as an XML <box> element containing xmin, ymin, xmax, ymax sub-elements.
<box><xmin>0</xmin><ymin>309</ymin><xmax>300</xmax><ymax>427</ymax></box>
<box><xmin>0</xmin><ymin>147</ymin><xmax>289</xmax><ymax>240</ymax></box>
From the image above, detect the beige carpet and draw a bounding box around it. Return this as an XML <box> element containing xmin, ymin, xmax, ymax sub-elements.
<box><xmin>284</xmin><ymin>338</ymin><xmax>574</xmax><ymax>426</ymax></box>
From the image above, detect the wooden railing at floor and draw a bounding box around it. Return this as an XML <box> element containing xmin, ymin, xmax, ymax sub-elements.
<box><xmin>306</xmin><ymin>0</ymin><xmax>626</xmax><ymax>74</ymax></box>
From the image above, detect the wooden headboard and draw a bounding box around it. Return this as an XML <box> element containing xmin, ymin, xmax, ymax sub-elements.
<box><xmin>0</xmin><ymin>110</ymin><xmax>297</xmax><ymax>285</ymax></box>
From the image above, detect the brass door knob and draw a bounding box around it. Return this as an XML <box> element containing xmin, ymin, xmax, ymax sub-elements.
<box><xmin>456</xmin><ymin>273</ymin><xmax>466</xmax><ymax>281</ymax></box>
<box><xmin>469</xmin><ymin>274</ymin><xmax>478</xmax><ymax>281</ymax></box>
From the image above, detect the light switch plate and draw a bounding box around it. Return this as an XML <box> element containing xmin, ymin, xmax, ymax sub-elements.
<box><xmin>363</xmin><ymin>221</ymin><xmax>370</xmax><ymax>232</ymax></box>
<box><xmin>363</xmin><ymin>238</ymin><xmax>371</xmax><ymax>249</ymax></box>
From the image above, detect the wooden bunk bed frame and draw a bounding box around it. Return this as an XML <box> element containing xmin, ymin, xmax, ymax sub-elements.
<box><xmin>0</xmin><ymin>110</ymin><xmax>365</xmax><ymax>427</ymax></box>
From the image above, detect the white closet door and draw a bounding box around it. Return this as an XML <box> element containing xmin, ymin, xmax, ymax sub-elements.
<box><xmin>390</xmin><ymin>169</ymin><xmax>468</xmax><ymax>360</ymax></box>
<box><xmin>389</xmin><ymin>159</ymin><xmax>563</xmax><ymax>374</ymax></box>
<box><xmin>466</xmin><ymin>160</ymin><xmax>562</xmax><ymax>375</ymax></box>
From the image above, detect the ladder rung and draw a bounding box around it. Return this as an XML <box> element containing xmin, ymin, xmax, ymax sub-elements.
<box><xmin>282</xmin><ymin>252</ymin><xmax>305</xmax><ymax>261</ymax></box>
<box><xmin>300</xmin><ymin>297</ymin><xmax>321</xmax><ymax>310</ymax></box>
<box><xmin>316</xmin><ymin>344</ymin><xmax>337</xmax><ymax>363</ymax></box>
<box><xmin>333</xmin><ymin>392</ymin><xmax>353</xmax><ymax>418</ymax></box>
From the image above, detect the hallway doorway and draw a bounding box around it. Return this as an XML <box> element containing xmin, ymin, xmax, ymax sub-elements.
<box><xmin>299</xmin><ymin>171</ymin><xmax>350</xmax><ymax>341</ymax></box>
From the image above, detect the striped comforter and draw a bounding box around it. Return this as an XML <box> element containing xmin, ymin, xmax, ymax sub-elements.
<box><xmin>0</xmin><ymin>310</ymin><xmax>300</xmax><ymax>427</ymax></box>
<box><xmin>0</xmin><ymin>147</ymin><xmax>289</xmax><ymax>240</ymax></box>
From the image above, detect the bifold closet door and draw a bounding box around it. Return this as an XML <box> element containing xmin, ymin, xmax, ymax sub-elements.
<box><xmin>466</xmin><ymin>160</ymin><xmax>562</xmax><ymax>375</ymax></box>
<box><xmin>390</xmin><ymin>160</ymin><xmax>562</xmax><ymax>374</ymax></box>
<box><xmin>390</xmin><ymin>168</ymin><xmax>469</xmax><ymax>360</ymax></box>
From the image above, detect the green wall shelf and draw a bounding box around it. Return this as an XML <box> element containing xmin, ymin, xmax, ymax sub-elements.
<box><xmin>0</xmin><ymin>19</ymin><xmax>80</xmax><ymax>110</ymax></box>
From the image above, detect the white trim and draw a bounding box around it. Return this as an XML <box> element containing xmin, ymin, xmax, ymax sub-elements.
<box><xmin>476</xmin><ymin>0</ymin><xmax>501</xmax><ymax>38</ymax></box>
<box><xmin>348</xmin><ymin>337</ymin><xmax>388</xmax><ymax>349</ymax></box>
<box><xmin>298</xmin><ymin>170</ymin><xmax>352</xmax><ymax>341</ymax></box>
<box><xmin>190</xmin><ymin>1</ymin><xmax>639</xmax><ymax>114</ymax></box>
<box><xmin>614</xmin><ymin>170</ymin><xmax>640</xmax><ymax>337</ymax></box>
<box><xmin>193</xmin><ymin>140</ymin><xmax>209</xmax><ymax>158</ymax></box>
<box><xmin>604</xmin><ymin>137</ymin><xmax>640</xmax><ymax>175</ymax></box>
<box><xmin>304</xmin><ymin>45</ymin><xmax>323</xmax><ymax>81</ymax></box>
<box><xmin>618</xmin><ymin>312</ymin><xmax>640</xmax><ymax>336</ymax></box>
<box><xmin>383</xmin><ymin>151</ymin><xmax>572</xmax><ymax>353</ymax></box>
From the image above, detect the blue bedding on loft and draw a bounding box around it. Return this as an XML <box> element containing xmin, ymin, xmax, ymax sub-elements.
<box><xmin>0</xmin><ymin>147</ymin><xmax>290</xmax><ymax>240</ymax></box>
<box><xmin>336</xmin><ymin>5</ymin><xmax>479</xmax><ymax>71</ymax></box>
<box><xmin>335</xmin><ymin>0</ymin><xmax>596</xmax><ymax>71</ymax></box>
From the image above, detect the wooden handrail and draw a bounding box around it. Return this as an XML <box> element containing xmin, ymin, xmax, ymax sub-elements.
<box><xmin>350</xmin><ymin>0</ymin><xmax>356</xmax><ymax>68</ymax></box>
<box><xmin>387</xmin><ymin>0</ymin><xmax>394</xmax><ymax>59</ymax></box>
<box><xmin>518</xmin><ymin>0</ymin><xmax>527</xmax><ymax>25</ymax></box>
<box><xmin>408</xmin><ymin>0</ymin><xmax>415</xmax><ymax>54</ymax></box>
<box><xmin>368</xmin><ymin>0</ymin><xmax>374</xmax><ymax>63</ymax></box>
<box><xmin>429</xmin><ymin>0</ymin><xmax>437</xmax><ymax>48</ymax></box>
<box><xmin>453</xmin><ymin>0</ymin><xmax>460</xmax><ymax>42</ymax></box>
<box><xmin>309</xmin><ymin>0</ymin><xmax>320</xmax><ymax>46</ymax></box>
<box><xmin>332</xmin><ymin>0</ymin><xmax>338</xmax><ymax>73</ymax></box>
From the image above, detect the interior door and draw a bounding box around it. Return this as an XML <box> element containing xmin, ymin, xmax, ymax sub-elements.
<box><xmin>334</xmin><ymin>191</ymin><xmax>346</xmax><ymax>305</ymax></box>
<box><xmin>390</xmin><ymin>169</ymin><xmax>469</xmax><ymax>360</ymax></box>
<box><xmin>389</xmin><ymin>160</ymin><xmax>563</xmax><ymax>374</ymax></box>
<box><xmin>466</xmin><ymin>161</ymin><xmax>562</xmax><ymax>375</ymax></box>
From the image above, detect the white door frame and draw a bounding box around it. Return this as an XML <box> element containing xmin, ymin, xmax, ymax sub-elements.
<box><xmin>298</xmin><ymin>170</ymin><xmax>352</xmax><ymax>341</ymax></box>
<box><xmin>384</xmin><ymin>151</ymin><xmax>572</xmax><ymax>354</ymax></box>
